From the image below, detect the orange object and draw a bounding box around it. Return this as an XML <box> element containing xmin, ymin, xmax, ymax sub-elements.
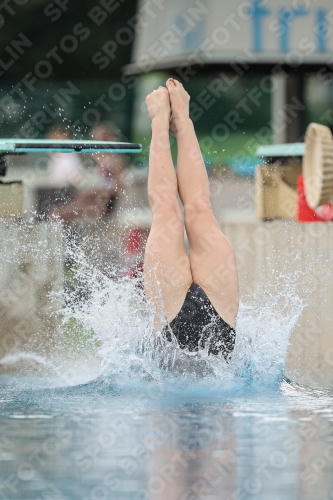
<box><xmin>297</xmin><ymin>175</ymin><xmax>332</xmax><ymax>222</ymax></box>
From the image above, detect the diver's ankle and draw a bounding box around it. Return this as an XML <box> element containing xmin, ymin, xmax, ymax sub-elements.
<box><xmin>152</xmin><ymin>114</ymin><xmax>169</xmax><ymax>129</ymax></box>
<box><xmin>171</xmin><ymin>116</ymin><xmax>193</xmax><ymax>136</ymax></box>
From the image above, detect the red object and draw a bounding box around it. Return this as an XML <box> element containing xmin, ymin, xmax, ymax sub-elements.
<box><xmin>125</xmin><ymin>228</ymin><xmax>143</xmax><ymax>255</ymax></box>
<box><xmin>321</xmin><ymin>203</ymin><xmax>333</xmax><ymax>221</ymax></box>
<box><xmin>297</xmin><ymin>175</ymin><xmax>332</xmax><ymax>222</ymax></box>
<box><xmin>121</xmin><ymin>227</ymin><xmax>146</xmax><ymax>279</ymax></box>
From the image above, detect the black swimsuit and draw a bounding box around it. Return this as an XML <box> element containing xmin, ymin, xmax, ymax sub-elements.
<box><xmin>163</xmin><ymin>284</ymin><xmax>236</xmax><ymax>360</ymax></box>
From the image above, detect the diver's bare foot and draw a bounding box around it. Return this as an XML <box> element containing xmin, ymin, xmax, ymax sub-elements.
<box><xmin>166</xmin><ymin>78</ymin><xmax>190</xmax><ymax>136</ymax></box>
<box><xmin>145</xmin><ymin>86</ymin><xmax>170</xmax><ymax>126</ymax></box>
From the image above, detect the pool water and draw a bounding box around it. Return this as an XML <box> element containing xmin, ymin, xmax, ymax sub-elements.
<box><xmin>1</xmin><ymin>243</ymin><xmax>332</xmax><ymax>499</ymax></box>
<box><xmin>0</xmin><ymin>376</ymin><xmax>332</xmax><ymax>500</ymax></box>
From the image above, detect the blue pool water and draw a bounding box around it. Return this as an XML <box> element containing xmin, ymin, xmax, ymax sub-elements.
<box><xmin>0</xmin><ymin>376</ymin><xmax>332</xmax><ymax>500</ymax></box>
<box><xmin>1</xmin><ymin>248</ymin><xmax>332</xmax><ymax>499</ymax></box>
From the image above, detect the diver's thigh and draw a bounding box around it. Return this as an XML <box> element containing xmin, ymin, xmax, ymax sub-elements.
<box><xmin>186</xmin><ymin>214</ymin><xmax>239</xmax><ymax>327</ymax></box>
<box><xmin>144</xmin><ymin>213</ymin><xmax>192</xmax><ymax>325</ymax></box>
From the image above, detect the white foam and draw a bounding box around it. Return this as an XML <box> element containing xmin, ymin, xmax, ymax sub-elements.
<box><xmin>62</xmin><ymin>237</ymin><xmax>303</xmax><ymax>389</ymax></box>
<box><xmin>0</xmin><ymin>232</ymin><xmax>303</xmax><ymax>390</ymax></box>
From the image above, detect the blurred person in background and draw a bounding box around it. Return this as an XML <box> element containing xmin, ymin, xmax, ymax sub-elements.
<box><xmin>47</xmin><ymin>126</ymin><xmax>84</xmax><ymax>188</ymax></box>
<box><xmin>47</xmin><ymin>122</ymin><xmax>126</xmax><ymax>222</ymax></box>
<box><xmin>37</xmin><ymin>126</ymin><xmax>84</xmax><ymax>218</ymax></box>
<box><xmin>90</xmin><ymin>121</ymin><xmax>126</xmax><ymax>214</ymax></box>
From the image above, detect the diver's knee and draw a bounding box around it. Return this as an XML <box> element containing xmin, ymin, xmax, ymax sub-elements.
<box><xmin>184</xmin><ymin>192</ymin><xmax>212</xmax><ymax>224</ymax></box>
<box><xmin>150</xmin><ymin>190</ymin><xmax>180</xmax><ymax>217</ymax></box>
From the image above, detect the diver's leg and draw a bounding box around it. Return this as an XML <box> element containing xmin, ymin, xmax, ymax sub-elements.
<box><xmin>166</xmin><ymin>78</ymin><xmax>239</xmax><ymax>328</ymax></box>
<box><xmin>144</xmin><ymin>86</ymin><xmax>192</xmax><ymax>327</ymax></box>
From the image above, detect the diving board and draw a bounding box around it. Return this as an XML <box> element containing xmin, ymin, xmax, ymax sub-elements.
<box><xmin>0</xmin><ymin>139</ymin><xmax>142</xmax><ymax>177</ymax></box>
<box><xmin>256</xmin><ymin>143</ymin><xmax>305</xmax><ymax>159</ymax></box>
<box><xmin>256</xmin><ymin>123</ymin><xmax>333</xmax><ymax>209</ymax></box>
<box><xmin>0</xmin><ymin>139</ymin><xmax>142</xmax><ymax>155</ymax></box>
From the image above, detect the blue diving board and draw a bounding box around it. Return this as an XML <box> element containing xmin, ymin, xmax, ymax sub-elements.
<box><xmin>0</xmin><ymin>139</ymin><xmax>142</xmax><ymax>176</ymax></box>
<box><xmin>256</xmin><ymin>143</ymin><xmax>305</xmax><ymax>158</ymax></box>
<box><xmin>0</xmin><ymin>139</ymin><xmax>142</xmax><ymax>155</ymax></box>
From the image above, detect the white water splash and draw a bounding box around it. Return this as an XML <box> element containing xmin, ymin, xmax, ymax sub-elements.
<box><xmin>0</xmin><ymin>350</ymin><xmax>101</xmax><ymax>386</ymax></box>
<box><xmin>0</xmin><ymin>231</ymin><xmax>303</xmax><ymax>390</ymax></box>
<box><xmin>62</xmin><ymin>239</ymin><xmax>303</xmax><ymax>389</ymax></box>
<box><xmin>0</xmin><ymin>352</ymin><xmax>57</xmax><ymax>368</ymax></box>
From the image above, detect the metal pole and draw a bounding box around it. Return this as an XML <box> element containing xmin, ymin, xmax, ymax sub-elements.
<box><xmin>271</xmin><ymin>72</ymin><xmax>288</xmax><ymax>144</ymax></box>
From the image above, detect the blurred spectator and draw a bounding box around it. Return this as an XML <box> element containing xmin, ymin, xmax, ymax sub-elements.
<box><xmin>90</xmin><ymin>121</ymin><xmax>126</xmax><ymax>213</ymax></box>
<box><xmin>37</xmin><ymin>127</ymin><xmax>84</xmax><ymax>219</ymax></box>
<box><xmin>47</xmin><ymin>127</ymin><xmax>84</xmax><ymax>188</ymax></box>
<box><xmin>46</xmin><ymin>122</ymin><xmax>127</xmax><ymax>223</ymax></box>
